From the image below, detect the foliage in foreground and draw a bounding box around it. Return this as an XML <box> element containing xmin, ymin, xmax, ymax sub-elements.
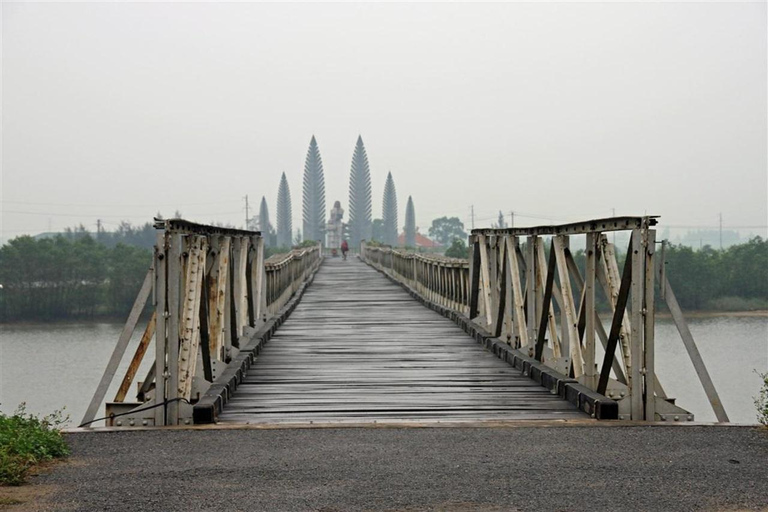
<box><xmin>756</xmin><ymin>372</ymin><xmax>768</xmax><ymax>427</ymax></box>
<box><xmin>0</xmin><ymin>405</ymin><xmax>69</xmax><ymax>486</ymax></box>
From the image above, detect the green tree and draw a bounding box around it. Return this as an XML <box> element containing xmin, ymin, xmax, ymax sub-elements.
<box><xmin>371</xmin><ymin>219</ymin><xmax>384</xmax><ymax>244</ymax></box>
<box><xmin>107</xmin><ymin>243</ymin><xmax>152</xmax><ymax>314</ymax></box>
<box><xmin>444</xmin><ymin>238</ymin><xmax>469</xmax><ymax>259</ymax></box>
<box><xmin>428</xmin><ymin>217</ymin><xmax>467</xmax><ymax>246</ymax></box>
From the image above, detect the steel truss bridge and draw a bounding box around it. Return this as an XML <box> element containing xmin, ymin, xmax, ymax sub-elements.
<box><xmin>81</xmin><ymin>216</ymin><xmax>728</xmax><ymax>428</ymax></box>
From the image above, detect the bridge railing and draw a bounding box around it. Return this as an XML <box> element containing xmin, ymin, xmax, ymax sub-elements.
<box><xmin>361</xmin><ymin>217</ymin><xmax>728</xmax><ymax>423</ymax></box>
<box><xmin>361</xmin><ymin>243</ymin><xmax>470</xmax><ymax>314</ymax></box>
<box><xmin>81</xmin><ymin>219</ymin><xmax>322</xmax><ymax>427</ymax></box>
<box><xmin>265</xmin><ymin>248</ymin><xmax>321</xmax><ymax>316</ymax></box>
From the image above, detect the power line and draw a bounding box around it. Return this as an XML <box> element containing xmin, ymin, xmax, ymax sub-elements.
<box><xmin>3</xmin><ymin>209</ymin><xmax>243</xmax><ymax>218</ymax></box>
<box><xmin>0</xmin><ymin>199</ymin><xmax>242</xmax><ymax>208</ymax></box>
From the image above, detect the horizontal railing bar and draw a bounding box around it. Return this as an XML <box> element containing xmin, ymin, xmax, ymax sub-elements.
<box><xmin>471</xmin><ymin>216</ymin><xmax>658</xmax><ymax>236</ymax></box>
<box><xmin>154</xmin><ymin>218</ymin><xmax>261</xmax><ymax>237</ymax></box>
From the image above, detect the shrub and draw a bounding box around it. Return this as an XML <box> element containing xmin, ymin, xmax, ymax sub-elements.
<box><xmin>444</xmin><ymin>238</ymin><xmax>469</xmax><ymax>259</ymax></box>
<box><xmin>0</xmin><ymin>404</ymin><xmax>69</xmax><ymax>485</ymax></box>
<box><xmin>755</xmin><ymin>372</ymin><xmax>768</xmax><ymax>427</ymax></box>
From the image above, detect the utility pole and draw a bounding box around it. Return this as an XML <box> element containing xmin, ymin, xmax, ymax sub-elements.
<box><xmin>510</xmin><ymin>211</ymin><xmax>515</xmax><ymax>228</ymax></box>
<box><xmin>96</xmin><ymin>219</ymin><xmax>102</xmax><ymax>240</ymax></box>
<box><xmin>470</xmin><ymin>205</ymin><xmax>475</xmax><ymax>230</ymax></box>
<box><xmin>244</xmin><ymin>195</ymin><xmax>250</xmax><ymax>230</ymax></box>
<box><xmin>719</xmin><ymin>213</ymin><xmax>723</xmax><ymax>250</ymax></box>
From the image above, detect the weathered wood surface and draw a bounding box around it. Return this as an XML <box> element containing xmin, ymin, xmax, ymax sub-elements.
<box><xmin>219</xmin><ymin>258</ymin><xmax>586</xmax><ymax>424</ymax></box>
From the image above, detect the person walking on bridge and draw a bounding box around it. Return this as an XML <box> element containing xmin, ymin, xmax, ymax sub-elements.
<box><xmin>340</xmin><ymin>239</ymin><xmax>349</xmax><ymax>260</ymax></box>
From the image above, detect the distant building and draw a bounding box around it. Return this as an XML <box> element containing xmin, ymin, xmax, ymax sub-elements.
<box><xmin>397</xmin><ymin>232</ymin><xmax>440</xmax><ymax>249</ymax></box>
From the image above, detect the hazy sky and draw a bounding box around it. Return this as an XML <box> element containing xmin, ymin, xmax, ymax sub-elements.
<box><xmin>2</xmin><ymin>1</ymin><xmax>766</xmax><ymax>242</ymax></box>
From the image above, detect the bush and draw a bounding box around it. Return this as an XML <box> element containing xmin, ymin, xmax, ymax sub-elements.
<box><xmin>0</xmin><ymin>405</ymin><xmax>69</xmax><ymax>485</ymax></box>
<box><xmin>756</xmin><ymin>372</ymin><xmax>768</xmax><ymax>427</ymax></box>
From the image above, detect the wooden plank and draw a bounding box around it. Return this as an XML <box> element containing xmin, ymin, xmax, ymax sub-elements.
<box><xmin>217</xmin><ymin>258</ymin><xmax>587</xmax><ymax>424</ymax></box>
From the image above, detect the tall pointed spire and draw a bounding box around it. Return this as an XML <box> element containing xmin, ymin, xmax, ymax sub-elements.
<box><xmin>276</xmin><ymin>172</ymin><xmax>293</xmax><ymax>248</ymax></box>
<box><xmin>258</xmin><ymin>196</ymin><xmax>272</xmax><ymax>247</ymax></box>
<box><xmin>348</xmin><ymin>135</ymin><xmax>372</xmax><ymax>247</ymax></box>
<box><xmin>404</xmin><ymin>196</ymin><xmax>416</xmax><ymax>248</ymax></box>
<box><xmin>382</xmin><ymin>172</ymin><xmax>398</xmax><ymax>247</ymax></box>
<box><xmin>302</xmin><ymin>135</ymin><xmax>326</xmax><ymax>242</ymax></box>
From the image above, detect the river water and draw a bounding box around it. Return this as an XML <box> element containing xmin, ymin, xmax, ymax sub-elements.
<box><xmin>1</xmin><ymin>315</ymin><xmax>766</xmax><ymax>426</ymax></box>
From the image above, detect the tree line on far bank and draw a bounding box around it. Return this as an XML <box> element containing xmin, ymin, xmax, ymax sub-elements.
<box><xmin>438</xmin><ymin>224</ymin><xmax>767</xmax><ymax>312</ymax></box>
<box><xmin>0</xmin><ymin>217</ymin><xmax>765</xmax><ymax>321</ymax></box>
<box><xmin>0</xmin><ymin>225</ymin><xmax>317</xmax><ymax>322</ymax></box>
<box><xmin>0</xmin><ymin>234</ymin><xmax>150</xmax><ymax>321</ymax></box>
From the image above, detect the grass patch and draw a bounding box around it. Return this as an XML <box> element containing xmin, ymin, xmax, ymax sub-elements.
<box><xmin>0</xmin><ymin>405</ymin><xmax>69</xmax><ymax>486</ymax></box>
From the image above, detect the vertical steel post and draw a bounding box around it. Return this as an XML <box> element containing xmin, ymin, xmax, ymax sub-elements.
<box><xmin>253</xmin><ymin>236</ymin><xmax>266</xmax><ymax>327</ymax></box>
<box><xmin>526</xmin><ymin>236</ymin><xmax>537</xmax><ymax>352</ymax></box>
<box><xmin>629</xmin><ymin>229</ymin><xmax>644</xmax><ymax>420</ymax></box>
<box><xmin>166</xmin><ymin>232</ymin><xmax>182</xmax><ymax>425</ymax></box>
<box><xmin>584</xmin><ymin>232</ymin><xmax>597</xmax><ymax>390</ymax></box>
<box><xmin>154</xmin><ymin>230</ymin><xmax>167</xmax><ymax>426</ymax></box>
<box><xmin>644</xmin><ymin>228</ymin><xmax>656</xmax><ymax>420</ymax></box>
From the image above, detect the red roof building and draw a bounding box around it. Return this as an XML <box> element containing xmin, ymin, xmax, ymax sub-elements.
<box><xmin>398</xmin><ymin>232</ymin><xmax>441</xmax><ymax>248</ymax></box>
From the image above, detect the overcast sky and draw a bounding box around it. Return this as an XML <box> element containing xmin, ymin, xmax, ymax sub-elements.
<box><xmin>2</xmin><ymin>1</ymin><xmax>766</xmax><ymax>242</ymax></box>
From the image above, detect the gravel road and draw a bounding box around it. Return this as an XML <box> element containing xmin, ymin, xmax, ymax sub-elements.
<box><xmin>16</xmin><ymin>425</ymin><xmax>768</xmax><ymax>511</ymax></box>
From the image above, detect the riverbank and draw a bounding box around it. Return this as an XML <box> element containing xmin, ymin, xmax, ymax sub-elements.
<box><xmin>5</xmin><ymin>426</ymin><xmax>767</xmax><ymax>511</ymax></box>
<box><xmin>656</xmin><ymin>309</ymin><xmax>768</xmax><ymax>319</ymax></box>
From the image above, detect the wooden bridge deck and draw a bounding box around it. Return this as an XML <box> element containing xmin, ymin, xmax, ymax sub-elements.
<box><xmin>218</xmin><ymin>257</ymin><xmax>587</xmax><ymax>424</ymax></box>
